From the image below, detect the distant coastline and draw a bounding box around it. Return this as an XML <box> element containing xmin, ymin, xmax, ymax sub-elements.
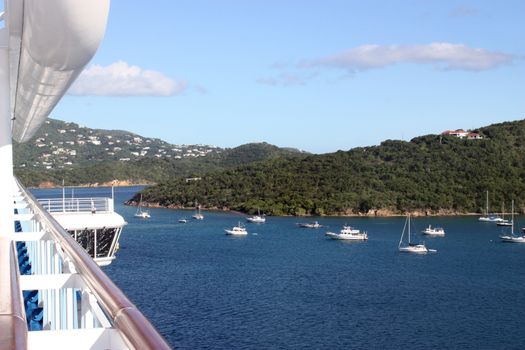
<box><xmin>33</xmin><ymin>180</ymin><xmax>154</xmax><ymax>189</ymax></box>
<box><xmin>124</xmin><ymin>199</ymin><xmax>483</xmax><ymax>217</ymax></box>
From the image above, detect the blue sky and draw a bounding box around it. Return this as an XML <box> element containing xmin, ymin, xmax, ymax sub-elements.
<box><xmin>51</xmin><ymin>0</ymin><xmax>524</xmax><ymax>153</ymax></box>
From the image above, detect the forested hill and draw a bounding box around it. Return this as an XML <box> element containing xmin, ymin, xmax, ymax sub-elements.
<box><xmin>134</xmin><ymin>119</ymin><xmax>525</xmax><ymax>216</ymax></box>
<box><xmin>14</xmin><ymin>118</ymin><xmax>306</xmax><ymax>186</ymax></box>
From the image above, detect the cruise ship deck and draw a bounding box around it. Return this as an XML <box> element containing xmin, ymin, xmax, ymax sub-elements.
<box><xmin>0</xmin><ymin>0</ymin><xmax>170</xmax><ymax>348</ymax></box>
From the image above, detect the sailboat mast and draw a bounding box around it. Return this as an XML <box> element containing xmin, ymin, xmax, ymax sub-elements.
<box><xmin>486</xmin><ymin>190</ymin><xmax>489</xmax><ymax>216</ymax></box>
<box><xmin>408</xmin><ymin>214</ymin><xmax>411</xmax><ymax>243</ymax></box>
<box><xmin>399</xmin><ymin>215</ymin><xmax>408</xmax><ymax>248</ymax></box>
<box><xmin>511</xmin><ymin>200</ymin><xmax>514</xmax><ymax>235</ymax></box>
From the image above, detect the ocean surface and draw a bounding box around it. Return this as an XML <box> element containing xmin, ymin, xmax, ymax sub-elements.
<box><xmin>32</xmin><ymin>186</ymin><xmax>525</xmax><ymax>349</ymax></box>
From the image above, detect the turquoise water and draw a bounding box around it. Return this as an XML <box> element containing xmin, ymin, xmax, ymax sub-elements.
<box><xmin>32</xmin><ymin>187</ymin><xmax>525</xmax><ymax>349</ymax></box>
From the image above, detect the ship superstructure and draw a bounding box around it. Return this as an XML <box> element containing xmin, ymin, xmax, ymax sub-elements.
<box><xmin>37</xmin><ymin>189</ymin><xmax>126</xmax><ymax>266</ymax></box>
<box><xmin>0</xmin><ymin>0</ymin><xmax>171</xmax><ymax>348</ymax></box>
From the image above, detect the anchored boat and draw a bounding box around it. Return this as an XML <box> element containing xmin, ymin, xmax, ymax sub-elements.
<box><xmin>399</xmin><ymin>215</ymin><xmax>435</xmax><ymax>253</ymax></box>
<box><xmin>225</xmin><ymin>222</ymin><xmax>248</xmax><ymax>235</ymax></box>
<box><xmin>500</xmin><ymin>200</ymin><xmax>525</xmax><ymax>243</ymax></box>
<box><xmin>325</xmin><ymin>225</ymin><xmax>368</xmax><ymax>240</ymax></box>
<box><xmin>422</xmin><ymin>225</ymin><xmax>445</xmax><ymax>236</ymax></box>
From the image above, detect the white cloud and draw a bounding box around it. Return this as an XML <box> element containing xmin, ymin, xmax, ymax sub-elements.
<box><xmin>308</xmin><ymin>43</ymin><xmax>514</xmax><ymax>72</ymax></box>
<box><xmin>68</xmin><ymin>61</ymin><xmax>186</xmax><ymax>96</ymax></box>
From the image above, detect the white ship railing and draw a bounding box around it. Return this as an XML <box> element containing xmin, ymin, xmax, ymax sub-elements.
<box><xmin>37</xmin><ymin>197</ymin><xmax>113</xmax><ymax>213</ymax></box>
<box><xmin>6</xmin><ymin>178</ymin><xmax>172</xmax><ymax>349</ymax></box>
<box><xmin>0</xmin><ymin>235</ymin><xmax>27</xmax><ymax>349</ymax></box>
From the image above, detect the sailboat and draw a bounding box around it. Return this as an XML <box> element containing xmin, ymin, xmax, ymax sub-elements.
<box><xmin>192</xmin><ymin>201</ymin><xmax>204</xmax><ymax>220</ymax></box>
<box><xmin>479</xmin><ymin>190</ymin><xmax>503</xmax><ymax>222</ymax></box>
<box><xmin>246</xmin><ymin>209</ymin><xmax>266</xmax><ymax>223</ymax></box>
<box><xmin>398</xmin><ymin>214</ymin><xmax>435</xmax><ymax>253</ymax></box>
<box><xmin>500</xmin><ymin>200</ymin><xmax>525</xmax><ymax>243</ymax></box>
<box><xmin>134</xmin><ymin>194</ymin><xmax>151</xmax><ymax>219</ymax></box>
<box><xmin>496</xmin><ymin>202</ymin><xmax>512</xmax><ymax>226</ymax></box>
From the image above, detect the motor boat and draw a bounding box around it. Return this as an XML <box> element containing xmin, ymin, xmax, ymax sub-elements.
<box><xmin>422</xmin><ymin>225</ymin><xmax>445</xmax><ymax>236</ymax></box>
<box><xmin>225</xmin><ymin>222</ymin><xmax>248</xmax><ymax>235</ymax></box>
<box><xmin>298</xmin><ymin>221</ymin><xmax>322</xmax><ymax>229</ymax></box>
<box><xmin>325</xmin><ymin>225</ymin><xmax>368</xmax><ymax>240</ymax></box>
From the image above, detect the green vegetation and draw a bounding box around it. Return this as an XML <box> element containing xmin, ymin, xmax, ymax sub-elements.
<box><xmin>14</xmin><ymin>118</ymin><xmax>306</xmax><ymax>186</ymax></box>
<box><xmin>135</xmin><ymin>120</ymin><xmax>525</xmax><ymax>216</ymax></box>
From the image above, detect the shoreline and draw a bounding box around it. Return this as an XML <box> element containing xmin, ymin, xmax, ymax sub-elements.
<box><xmin>31</xmin><ymin>181</ymin><xmax>154</xmax><ymax>189</ymax></box>
<box><xmin>125</xmin><ymin>201</ymin><xmax>485</xmax><ymax>218</ymax></box>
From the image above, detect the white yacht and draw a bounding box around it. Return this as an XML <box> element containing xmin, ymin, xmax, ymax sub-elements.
<box><xmin>500</xmin><ymin>200</ymin><xmax>525</xmax><ymax>243</ymax></box>
<box><xmin>325</xmin><ymin>225</ymin><xmax>368</xmax><ymax>240</ymax></box>
<box><xmin>422</xmin><ymin>225</ymin><xmax>445</xmax><ymax>236</ymax></box>
<box><xmin>399</xmin><ymin>215</ymin><xmax>433</xmax><ymax>253</ymax></box>
<box><xmin>225</xmin><ymin>222</ymin><xmax>248</xmax><ymax>235</ymax></box>
<box><xmin>246</xmin><ymin>209</ymin><xmax>266</xmax><ymax>223</ymax></box>
<box><xmin>298</xmin><ymin>221</ymin><xmax>322</xmax><ymax>228</ymax></box>
<box><xmin>134</xmin><ymin>194</ymin><xmax>151</xmax><ymax>219</ymax></box>
<box><xmin>178</xmin><ymin>218</ymin><xmax>188</xmax><ymax>223</ymax></box>
<box><xmin>479</xmin><ymin>190</ymin><xmax>503</xmax><ymax>222</ymax></box>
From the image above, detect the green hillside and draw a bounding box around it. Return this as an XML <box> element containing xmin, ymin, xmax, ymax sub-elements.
<box><xmin>134</xmin><ymin>120</ymin><xmax>525</xmax><ymax>216</ymax></box>
<box><xmin>14</xmin><ymin>118</ymin><xmax>306</xmax><ymax>186</ymax></box>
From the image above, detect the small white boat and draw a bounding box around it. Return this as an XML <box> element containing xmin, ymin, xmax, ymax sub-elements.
<box><xmin>500</xmin><ymin>200</ymin><xmax>525</xmax><ymax>243</ymax></box>
<box><xmin>479</xmin><ymin>216</ymin><xmax>504</xmax><ymax>222</ymax></box>
<box><xmin>135</xmin><ymin>211</ymin><xmax>151</xmax><ymax>219</ymax></box>
<box><xmin>325</xmin><ymin>225</ymin><xmax>368</xmax><ymax>240</ymax></box>
<box><xmin>501</xmin><ymin>235</ymin><xmax>525</xmax><ymax>243</ymax></box>
<box><xmin>192</xmin><ymin>213</ymin><xmax>204</xmax><ymax>220</ymax></box>
<box><xmin>246</xmin><ymin>209</ymin><xmax>266</xmax><ymax>223</ymax></box>
<box><xmin>398</xmin><ymin>214</ymin><xmax>433</xmax><ymax>254</ymax></box>
<box><xmin>497</xmin><ymin>220</ymin><xmax>512</xmax><ymax>227</ymax></box>
<box><xmin>422</xmin><ymin>225</ymin><xmax>445</xmax><ymax>236</ymax></box>
<box><xmin>298</xmin><ymin>221</ymin><xmax>322</xmax><ymax>229</ymax></box>
<box><xmin>225</xmin><ymin>222</ymin><xmax>248</xmax><ymax>235</ymax></box>
<box><xmin>192</xmin><ymin>202</ymin><xmax>204</xmax><ymax>220</ymax></box>
<box><xmin>479</xmin><ymin>190</ymin><xmax>503</xmax><ymax>222</ymax></box>
<box><xmin>178</xmin><ymin>218</ymin><xmax>188</xmax><ymax>223</ymax></box>
<box><xmin>134</xmin><ymin>194</ymin><xmax>150</xmax><ymax>219</ymax></box>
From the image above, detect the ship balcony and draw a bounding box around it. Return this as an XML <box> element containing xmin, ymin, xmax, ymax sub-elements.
<box><xmin>2</xmin><ymin>178</ymin><xmax>171</xmax><ymax>349</ymax></box>
<box><xmin>35</xmin><ymin>196</ymin><xmax>126</xmax><ymax>267</ymax></box>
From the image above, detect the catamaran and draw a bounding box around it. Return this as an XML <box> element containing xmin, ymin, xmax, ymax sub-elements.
<box><xmin>399</xmin><ymin>214</ymin><xmax>435</xmax><ymax>253</ymax></box>
<box><xmin>479</xmin><ymin>190</ymin><xmax>503</xmax><ymax>222</ymax></box>
<box><xmin>500</xmin><ymin>200</ymin><xmax>525</xmax><ymax>243</ymax></box>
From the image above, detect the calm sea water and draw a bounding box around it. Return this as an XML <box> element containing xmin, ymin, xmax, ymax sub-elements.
<box><xmin>32</xmin><ymin>187</ymin><xmax>525</xmax><ymax>349</ymax></box>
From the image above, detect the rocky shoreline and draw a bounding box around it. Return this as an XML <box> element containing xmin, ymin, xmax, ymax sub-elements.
<box><xmin>124</xmin><ymin>200</ymin><xmax>483</xmax><ymax>217</ymax></box>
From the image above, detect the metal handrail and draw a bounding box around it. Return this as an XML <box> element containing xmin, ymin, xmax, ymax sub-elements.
<box><xmin>0</xmin><ymin>237</ymin><xmax>28</xmax><ymax>350</ymax></box>
<box><xmin>17</xmin><ymin>180</ymin><xmax>172</xmax><ymax>349</ymax></box>
<box><xmin>37</xmin><ymin>197</ymin><xmax>111</xmax><ymax>213</ymax></box>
